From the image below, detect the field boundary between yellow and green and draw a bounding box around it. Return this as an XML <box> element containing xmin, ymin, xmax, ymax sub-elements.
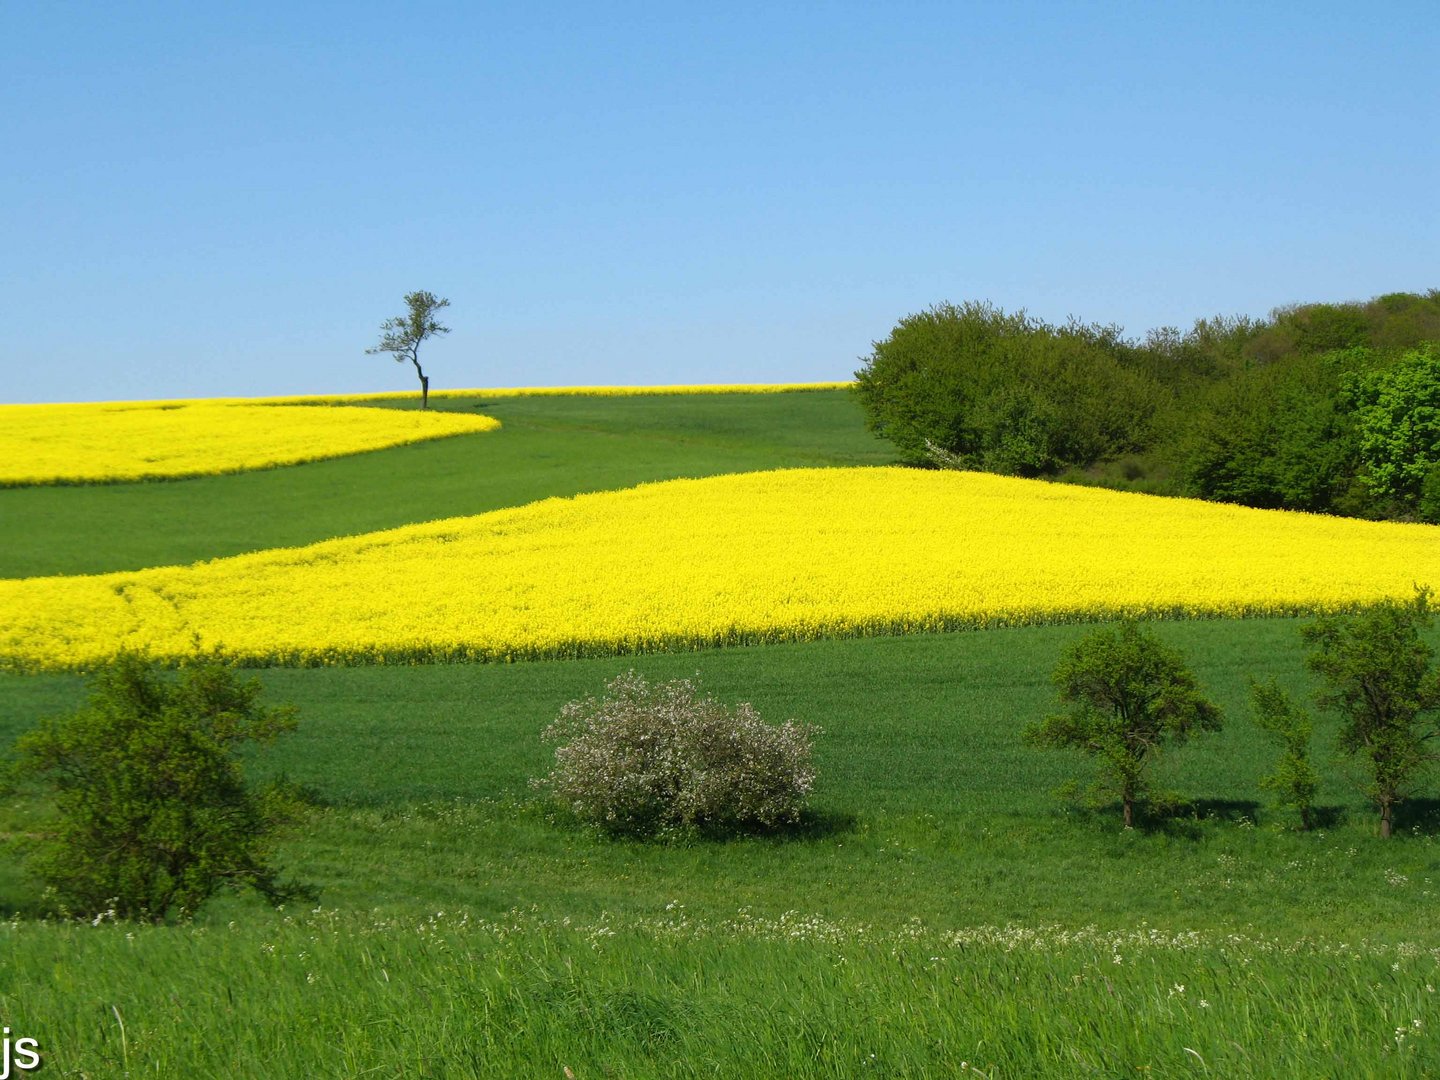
<box><xmin>0</xmin><ymin>402</ymin><xmax>502</xmax><ymax>487</ymax></box>
<box><xmin>15</xmin><ymin>382</ymin><xmax>854</xmax><ymax>411</ymax></box>
<box><xmin>2</xmin><ymin>467</ymin><xmax>1435</xmax><ymax>672</ymax></box>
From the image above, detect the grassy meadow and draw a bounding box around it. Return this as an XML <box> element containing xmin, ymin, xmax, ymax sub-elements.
<box><xmin>2</xmin><ymin>388</ymin><xmax>1439</xmax><ymax>1076</ymax></box>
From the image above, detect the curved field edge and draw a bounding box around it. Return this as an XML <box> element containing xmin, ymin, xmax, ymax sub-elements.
<box><xmin>21</xmin><ymin>381</ymin><xmax>853</xmax><ymax>410</ymax></box>
<box><xmin>2</xmin><ymin>466</ymin><xmax>1436</xmax><ymax>672</ymax></box>
<box><xmin>0</xmin><ymin>403</ymin><xmax>501</xmax><ymax>487</ymax></box>
<box><xmin>0</xmin><ymin>390</ymin><xmax>890</xmax><ymax>579</ymax></box>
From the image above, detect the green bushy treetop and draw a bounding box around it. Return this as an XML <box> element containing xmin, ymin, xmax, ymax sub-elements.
<box><xmin>1179</xmin><ymin>349</ymin><xmax>1365</xmax><ymax>513</ymax></box>
<box><xmin>1302</xmin><ymin>589</ymin><xmax>1440</xmax><ymax>839</ymax></box>
<box><xmin>1349</xmin><ymin>346</ymin><xmax>1440</xmax><ymax>515</ymax></box>
<box><xmin>11</xmin><ymin>654</ymin><xmax>307</xmax><ymax>921</ymax></box>
<box><xmin>856</xmin><ymin>290</ymin><xmax>1440</xmax><ymax>522</ymax></box>
<box><xmin>853</xmin><ymin>301</ymin><xmax>1163</xmax><ymax>476</ymax></box>
<box><xmin>1023</xmin><ymin>622</ymin><xmax>1222</xmax><ymax>828</ymax></box>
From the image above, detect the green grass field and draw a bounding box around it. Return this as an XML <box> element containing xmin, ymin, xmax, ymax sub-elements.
<box><xmin>2</xmin><ymin>389</ymin><xmax>1438</xmax><ymax>1076</ymax></box>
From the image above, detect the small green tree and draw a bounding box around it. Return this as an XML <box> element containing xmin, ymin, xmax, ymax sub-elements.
<box><xmin>1302</xmin><ymin>589</ymin><xmax>1440</xmax><ymax>838</ymax></box>
<box><xmin>366</xmin><ymin>290</ymin><xmax>451</xmax><ymax>409</ymax></box>
<box><xmin>1249</xmin><ymin>678</ymin><xmax>1319</xmax><ymax>830</ymax></box>
<box><xmin>12</xmin><ymin>654</ymin><xmax>306</xmax><ymax>921</ymax></box>
<box><xmin>1024</xmin><ymin>621</ymin><xmax>1222</xmax><ymax>828</ymax></box>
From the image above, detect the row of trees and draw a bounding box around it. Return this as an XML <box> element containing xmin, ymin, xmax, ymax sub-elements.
<box><xmin>7</xmin><ymin>592</ymin><xmax>1434</xmax><ymax>925</ymax></box>
<box><xmin>1026</xmin><ymin>591</ymin><xmax>1440</xmax><ymax>837</ymax></box>
<box><xmin>854</xmin><ymin>291</ymin><xmax>1440</xmax><ymax>521</ymax></box>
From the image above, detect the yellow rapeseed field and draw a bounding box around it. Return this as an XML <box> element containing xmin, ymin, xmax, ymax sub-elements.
<box><xmin>2</xmin><ymin>467</ymin><xmax>1435</xmax><ymax>670</ymax></box>
<box><xmin>264</xmin><ymin>382</ymin><xmax>853</xmax><ymax>405</ymax></box>
<box><xmin>0</xmin><ymin>402</ymin><xmax>500</xmax><ymax>485</ymax></box>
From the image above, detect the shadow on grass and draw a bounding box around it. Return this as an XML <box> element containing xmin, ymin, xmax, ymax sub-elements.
<box><xmin>0</xmin><ymin>881</ymin><xmax>53</xmax><ymax>920</ymax></box>
<box><xmin>545</xmin><ymin>805</ymin><xmax>861</xmax><ymax>846</ymax></box>
<box><xmin>756</xmin><ymin>807</ymin><xmax>859</xmax><ymax>843</ymax></box>
<box><xmin>1148</xmin><ymin>799</ymin><xmax>1357</xmax><ymax>837</ymax></box>
<box><xmin>1394</xmin><ymin>798</ymin><xmax>1440</xmax><ymax>835</ymax></box>
<box><xmin>1054</xmin><ymin>799</ymin><xmax>1268</xmax><ymax>837</ymax></box>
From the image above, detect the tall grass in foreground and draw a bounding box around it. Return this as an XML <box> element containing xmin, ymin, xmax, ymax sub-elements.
<box><xmin>5</xmin><ymin>908</ymin><xmax>1437</xmax><ymax>1078</ymax></box>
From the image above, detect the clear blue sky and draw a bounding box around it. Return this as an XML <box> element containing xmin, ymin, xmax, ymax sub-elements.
<box><xmin>4</xmin><ymin>1</ymin><xmax>1436</xmax><ymax>403</ymax></box>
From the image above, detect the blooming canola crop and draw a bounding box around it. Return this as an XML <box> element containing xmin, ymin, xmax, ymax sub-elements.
<box><xmin>0</xmin><ymin>402</ymin><xmax>501</xmax><ymax>486</ymax></box>
<box><xmin>2</xmin><ymin>467</ymin><xmax>1437</xmax><ymax>670</ymax></box>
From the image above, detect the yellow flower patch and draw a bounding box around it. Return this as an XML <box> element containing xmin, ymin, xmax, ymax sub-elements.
<box><xmin>248</xmin><ymin>382</ymin><xmax>854</xmax><ymax>406</ymax></box>
<box><xmin>2</xmin><ymin>467</ymin><xmax>1435</xmax><ymax>670</ymax></box>
<box><xmin>0</xmin><ymin>402</ymin><xmax>500</xmax><ymax>486</ymax></box>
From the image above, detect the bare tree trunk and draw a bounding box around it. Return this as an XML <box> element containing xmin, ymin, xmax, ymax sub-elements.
<box><xmin>1123</xmin><ymin>799</ymin><xmax>1133</xmax><ymax>829</ymax></box>
<box><xmin>1380</xmin><ymin>801</ymin><xmax>1393</xmax><ymax>839</ymax></box>
<box><xmin>410</xmin><ymin>355</ymin><xmax>429</xmax><ymax>410</ymax></box>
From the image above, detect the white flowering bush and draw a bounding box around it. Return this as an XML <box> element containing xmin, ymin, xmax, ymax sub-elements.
<box><xmin>535</xmin><ymin>671</ymin><xmax>820</xmax><ymax>837</ymax></box>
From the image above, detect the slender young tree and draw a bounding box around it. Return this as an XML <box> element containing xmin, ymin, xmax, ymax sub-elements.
<box><xmin>1250</xmin><ymin>677</ymin><xmax>1319</xmax><ymax>830</ymax></box>
<box><xmin>366</xmin><ymin>290</ymin><xmax>451</xmax><ymax>409</ymax></box>
<box><xmin>1302</xmin><ymin>588</ymin><xmax>1440</xmax><ymax>838</ymax></box>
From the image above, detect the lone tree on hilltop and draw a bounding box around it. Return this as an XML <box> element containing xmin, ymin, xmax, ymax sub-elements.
<box><xmin>1303</xmin><ymin>588</ymin><xmax>1440</xmax><ymax>838</ymax></box>
<box><xmin>367</xmin><ymin>290</ymin><xmax>450</xmax><ymax>409</ymax></box>
<box><xmin>1024</xmin><ymin>621</ymin><xmax>1222</xmax><ymax>828</ymax></box>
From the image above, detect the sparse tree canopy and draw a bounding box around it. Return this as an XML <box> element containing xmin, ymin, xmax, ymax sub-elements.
<box><xmin>1023</xmin><ymin>621</ymin><xmax>1222</xmax><ymax>828</ymax></box>
<box><xmin>366</xmin><ymin>290</ymin><xmax>451</xmax><ymax>409</ymax></box>
<box><xmin>1249</xmin><ymin>677</ymin><xmax>1320</xmax><ymax>830</ymax></box>
<box><xmin>1302</xmin><ymin>588</ymin><xmax>1440</xmax><ymax>838</ymax></box>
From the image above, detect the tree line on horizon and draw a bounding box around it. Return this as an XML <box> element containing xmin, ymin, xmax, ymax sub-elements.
<box><xmin>854</xmin><ymin>289</ymin><xmax>1440</xmax><ymax>522</ymax></box>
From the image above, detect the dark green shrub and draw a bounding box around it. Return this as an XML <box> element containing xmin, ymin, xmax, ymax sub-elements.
<box><xmin>12</xmin><ymin>654</ymin><xmax>306</xmax><ymax>921</ymax></box>
<box><xmin>1246</xmin><ymin>301</ymin><xmax>1370</xmax><ymax>361</ymax></box>
<box><xmin>1418</xmin><ymin>463</ymin><xmax>1440</xmax><ymax>524</ymax></box>
<box><xmin>1350</xmin><ymin>345</ymin><xmax>1440</xmax><ymax>512</ymax></box>
<box><xmin>534</xmin><ymin>671</ymin><xmax>819</xmax><ymax>837</ymax></box>
<box><xmin>853</xmin><ymin>301</ymin><xmax>1164</xmax><ymax>475</ymax></box>
<box><xmin>1023</xmin><ymin>622</ymin><xmax>1222</xmax><ymax>828</ymax></box>
<box><xmin>1179</xmin><ymin>350</ymin><xmax>1363</xmax><ymax>513</ymax></box>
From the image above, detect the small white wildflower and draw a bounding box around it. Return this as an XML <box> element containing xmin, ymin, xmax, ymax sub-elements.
<box><xmin>1198</xmin><ymin>999</ymin><xmax>1210</xmax><ymax>1008</ymax></box>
